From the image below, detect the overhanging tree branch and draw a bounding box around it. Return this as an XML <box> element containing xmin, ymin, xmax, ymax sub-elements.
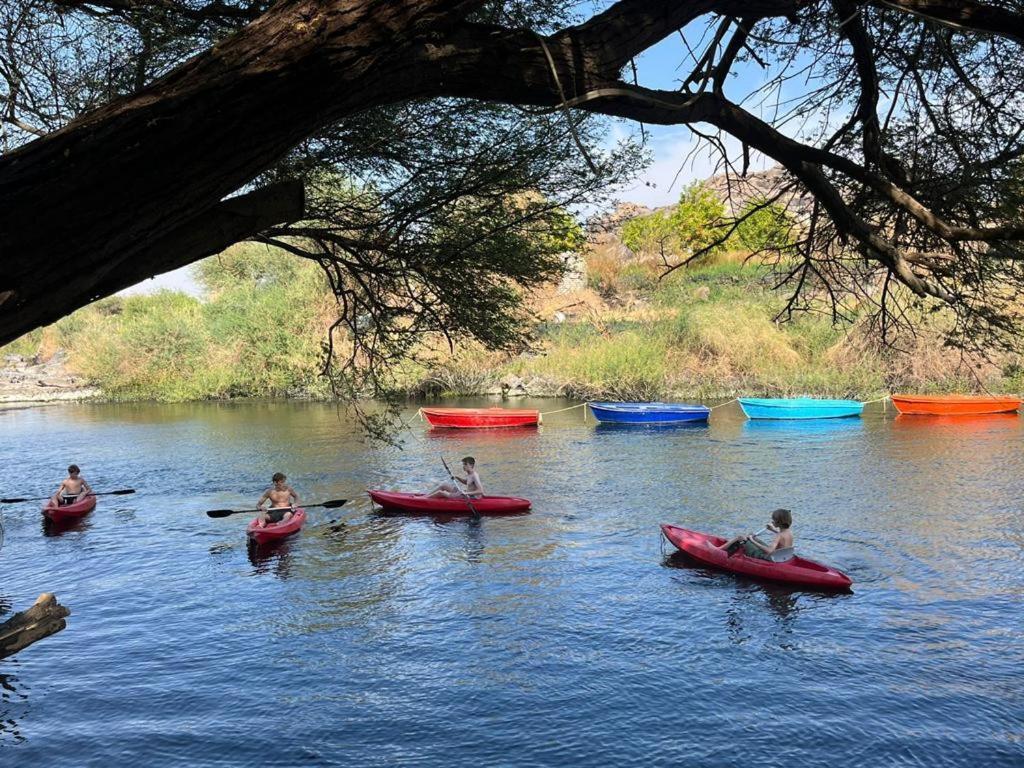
<box><xmin>1</xmin><ymin>0</ymin><xmax>1023</xmax><ymax>352</ymax></box>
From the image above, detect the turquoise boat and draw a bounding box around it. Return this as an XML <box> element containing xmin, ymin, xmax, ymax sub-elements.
<box><xmin>738</xmin><ymin>397</ymin><xmax>864</xmax><ymax>420</ymax></box>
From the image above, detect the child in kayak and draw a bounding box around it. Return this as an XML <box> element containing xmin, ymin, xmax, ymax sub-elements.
<box><xmin>256</xmin><ymin>472</ymin><xmax>299</xmax><ymax>527</ymax></box>
<box><xmin>717</xmin><ymin>508</ymin><xmax>793</xmax><ymax>560</ymax></box>
<box><xmin>427</xmin><ymin>457</ymin><xmax>484</xmax><ymax>499</ymax></box>
<box><xmin>50</xmin><ymin>464</ymin><xmax>92</xmax><ymax>506</ymax></box>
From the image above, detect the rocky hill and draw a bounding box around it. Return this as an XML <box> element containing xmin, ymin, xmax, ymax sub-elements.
<box><xmin>587</xmin><ymin>165</ymin><xmax>814</xmax><ymax>242</ymax></box>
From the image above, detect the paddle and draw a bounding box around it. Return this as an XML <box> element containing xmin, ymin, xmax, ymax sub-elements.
<box><xmin>726</xmin><ymin>525</ymin><xmax>773</xmax><ymax>558</ymax></box>
<box><xmin>441</xmin><ymin>456</ymin><xmax>481</xmax><ymax>521</ymax></box>
<box><xmin>0</xmin><ymin>489</ymin><xmax>136</xmax><ymax>504</ymax></box>
<box><xmin>205</xmin><ymin>498</ymin><xmax>348</xmax><ymax>518</ymax></box>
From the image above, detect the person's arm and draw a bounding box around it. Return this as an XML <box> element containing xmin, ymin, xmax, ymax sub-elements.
<box><xmin>289</xmin><ymin>486</ymin><xmax>299</xmax><ymax>508</ymax></box>
<box><xmin>747</xmin><ymin>532</ymin><xmax>778</xmax><ymax>554</ymax></box>
<box><xmin>256</xmin><ymin>490</ymin><xmax>270</xmax><ymax>510</ymax></box>
<box><xmin>81</xmin><ymin>478</ymin><xmax>93</xmax><ymax>497</ymax></box>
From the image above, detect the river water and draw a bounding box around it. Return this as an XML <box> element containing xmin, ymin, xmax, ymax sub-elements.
<box><xmin>0</xmin><ymin>400</ymin><xmax>1021</xmax><ymax>766</ymax></box>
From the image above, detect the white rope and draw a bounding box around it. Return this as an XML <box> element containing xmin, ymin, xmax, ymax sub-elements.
<box><xmin>539</xmin><ymin>402</ymin><xmax>587</xmax><ymax>417</ymax></box>
<box><xmin>710</xmin><ymin>398</ymin><xmax>738</xmax><ymax>410</ymax></box>
<box><xmin>860</xmin><ymin>395</ymin><xmax>890</xmax><ymax>405</ymax></box>
<box><xmin>538</xmin><ymin>402</ymin><xmax>588</xmax><ymax>425</ymax></box>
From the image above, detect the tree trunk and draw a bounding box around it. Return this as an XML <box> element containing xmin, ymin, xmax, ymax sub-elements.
<box><xmin>0</xmin><ymin>0</ymin><xmax>474</xmax><ymax>344</ymax></box>
<box><xmin>0</xmin><ymin>593</ymin><xmax>70</xmax><ymax>660</ymax></box>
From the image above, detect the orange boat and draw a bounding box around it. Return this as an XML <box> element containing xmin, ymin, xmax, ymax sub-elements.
<box><xmin>891</xmin><ymin>394</ymin><xmax>1021</xmax><ymax>416</ymax></box>
<box><xmin>420</xmin><ymin>407</ymin><xmax>540</xmax><ymax>429</ymax></box>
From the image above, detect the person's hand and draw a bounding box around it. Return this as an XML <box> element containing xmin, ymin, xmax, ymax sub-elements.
<box><xmin>767</xmin><ymin>523</ymin><xmax>779</xmax><ymax>532</ymax></box>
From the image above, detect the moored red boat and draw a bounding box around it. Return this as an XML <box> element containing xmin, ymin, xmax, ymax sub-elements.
<box><xmin>891</xmin><ymin>394</ymin><xmax>1021</xmax><ymax>416</ymax></box>
<box><xmin>42</xmin><ymin>495</ymin><xmax>97</xmax><ymax>522</ymax></box>
<box><xmin>421</xmin><ymin>407</ymin><xmax>539</xmax><ymax>429</ymax></box>
<box><xmin>368</xmin><ymin>490</ymin><xmax>531</xmax><ymax>515</ymax></box>
<box><xmin>247</xmin><ymin>508</ymin><xmax>306</xmax><ymax>544</ymax></box>
<box><xmin>660</xmin><ymin>524</ymin><xmax>852</xmax><ymax>591</ymax></box>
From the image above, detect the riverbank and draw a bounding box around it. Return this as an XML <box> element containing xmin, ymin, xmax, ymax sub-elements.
<box><xmin>407</xmin><ymin>260</ymin><xmax>1024</xmax><ymax>401</ymax></box>
<box><xmin>0</xmin><ymin>353</ymin><xmax>97</xmax><ymax>404</ymax></box>
<box><xmin>4</xmin><ymin>258</ymin><xmax>1022</xmax><ymax>404</ymax></box>
<box><xmin>4</xmin><ymin>181</ymin><xmax>1022</xmax><ymax>404</ymax></box>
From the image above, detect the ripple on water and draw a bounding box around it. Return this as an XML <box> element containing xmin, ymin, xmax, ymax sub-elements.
<box><xmin>0</xmin><ymin>402</ymin><xmax>1022</xmax><ymax>766</ymax></box>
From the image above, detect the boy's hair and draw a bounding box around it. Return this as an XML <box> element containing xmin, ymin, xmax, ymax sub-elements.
<box><xmin>771</xmin><ymin>508</ymin><xmax>792</xmax><ymax>529</ymax></box>
<box><xmin>68</xmin><ymin>464</ymin><xmax>80</xmax><ymax>474</ymax></box>
<box><xmin>272</xmin><ymin>472</ymin><xmax>286</xmax><ymax>482</ymax></box>
<box><xmin>461</xmin><ymin>456</ymin><xmax>475</xmax><ymax>467</ymax></box>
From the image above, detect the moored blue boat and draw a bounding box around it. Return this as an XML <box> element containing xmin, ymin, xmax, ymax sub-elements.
<box><xmin>738</xmin><ymin>397</ymin><xmax>864</xmax><ymax>420</ymax></box>
<box><xmin>587</xmin><ymin>402</ymin><xmax>710</xmax><ymax>424</ymax></box>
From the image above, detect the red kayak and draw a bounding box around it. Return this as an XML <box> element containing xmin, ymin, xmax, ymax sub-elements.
<box><xmin>368</xmin><ymin>490</ymin><xmax>531</xmax><ymax>514</ymax></box>
<box><xmin>42</xmin><ymin>495</ymin><xmax>97</xmax><ymax>522</ymax></box>
<box><xmin>891</xmin><ymin>393</ymin><xmax>1021</xmax><ymax>416</ymax></box>
<box><xmin>421</xmin><ymin>407</ymin><xmax>539</xmax><ymax>429</ymax></box>
<box><xmin>661</xmin><ymin>524</ymin><xmax>852</xmax><ymax>590</ymax></box>
<box><xmin>247</xmin><ymin>508</ymin><xmax>306</xmax><ymax>544</ymax></box>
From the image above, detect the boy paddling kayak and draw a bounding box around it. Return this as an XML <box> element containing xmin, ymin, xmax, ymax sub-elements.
<box><xmin>50</xmin><ymin>464</ymin><xmax>92</xmax><ymax>507</ymax></box>
<box><xmin>426</xmin><ymin>456</ymin><xmax>484</xmax><ymax>499</ymax></box>
<box><xmin>255</xmin><ymin>472</ymin><xmax>299</xmax><ymax>527</ymax></box>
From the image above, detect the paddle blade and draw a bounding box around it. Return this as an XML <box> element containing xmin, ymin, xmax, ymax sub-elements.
<box><xmin>318</xmin><ymin>498</ymin><xmax>348</xmax><ymax>509</ymax></box>
<box><xmin>0</xmin><ymin>497</ymin><xmax>32</xmax><ymax>504</ymax></box>
<box><xmin>206</xmin><ymin>509</ymin><xmax>241</xmax><ymax>518</ymax></box>
<box><xmin>107</xmin><ymin>489</ymin><xmax>136</xmax><ymax>495</ymax></box>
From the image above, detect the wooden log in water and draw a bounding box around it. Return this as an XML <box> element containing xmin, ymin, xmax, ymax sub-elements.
<box><xmin>0</xmin><ymin>593</ymin><xmax>70</xmax><ymax>660</ymax></box>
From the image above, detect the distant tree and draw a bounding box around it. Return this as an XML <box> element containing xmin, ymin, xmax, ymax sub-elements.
<box><xmin>735</xmin><ymin>199</ymin><xmax>797</xmax><ymax>254</ymax></box>
<box><xmin>622</xmin><ymin>183</ymin><xmax>728</xmax><ymax>264</ymax></box>
<box><xmin>621</xmin><ymin>210</ymin><xmax>677</xmax><ymax>260</ymax></box>
<box><xmin>668</xmin><ymin>183</ymin><xmax>730</xmax><ymax>262</ymax></box>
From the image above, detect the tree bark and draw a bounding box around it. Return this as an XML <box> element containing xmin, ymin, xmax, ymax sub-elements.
<box><xmin>0</xmin><ymin>593</ymin><xmax>70</xmax><ymax>660</ymax></box>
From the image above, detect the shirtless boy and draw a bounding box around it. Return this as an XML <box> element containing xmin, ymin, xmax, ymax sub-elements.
<box><xmin>51</xmin><ymin>464</ymin><xmax>92</xmax><ymax>506</ymax></box>
<box><xmin>256</xmin><ymin>472</ymin><xmax>299</xmax><ymax>526</ymax></box>
<box><xmin>427</xmin><ymin>457</ymin><xmax>484</xmax><ymax>499</ymax></box>
<box><xmin>717</xmin><ymin>508</ymin><xmax>794</xmax><ymax>560</ymax></box>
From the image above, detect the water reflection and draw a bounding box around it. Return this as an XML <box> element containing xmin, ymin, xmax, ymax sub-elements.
<box><xmin>0</xmin><ymin>596</ymin><xmax>28</xmax><ymax>746</ymax></box>
<box><xmin>742</xmin><ymin>417</ymin><xmax>864</xmax><ymax>435</ymax></box>
<box><xmin>375</xmin><ymin>508</ymin><xmax>531</xmax><ymax>523</ymax></box>
<box><xmin>663</xmin><ymin>552</ymin><xmax>845</xmax><ymax>614</ymax></box>
<box><xmin>41</xmin><ymin>515</ymin><xmax>91</xmax><ymax>537</ymax></box>
<box><xmin>892</xmin><ymin>412</ymin><xmax>1021</xmax><ymax>432</ymax></box>
<box><xmin>423</xmin><ymin>426</ymin><xmax>540</xmax><ymax>442</ymax></box>
<box><xmin>0</xmin><ymin>671</ymin><xmax>29</xmax><ymax>746</ymax></box>
<box><xmin>593</xmin><ymin>421</ymin><xmax>708</xmax><ymax>434</ymax></box>
<box><xmin>247</xmin><ymin>538</ymin><xmax>295</xmax><ymax>579</ymax></box>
